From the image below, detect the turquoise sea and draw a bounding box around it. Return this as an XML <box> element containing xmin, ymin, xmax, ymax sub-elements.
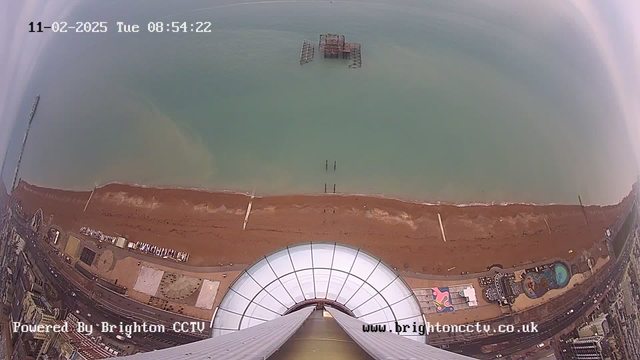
<box><xmin>2</xmin><ymin>0</ymin><xmax>637</xmax><ymax>204</ymax></box>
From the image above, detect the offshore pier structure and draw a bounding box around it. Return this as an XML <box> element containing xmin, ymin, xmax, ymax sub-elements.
<box><xmin>11</xmin><ymin>95</ymin><xmax>40</xmax><ymax>192</ymax></box>
<box><xmin>299</xmin><ymin>34</ymin><xmax>362</xmax><ymax>68</ymax></box>
<box><xmin>299</xmin><ymin>40</ymin><xmax>315</xmax><ymax>65</ymax></box>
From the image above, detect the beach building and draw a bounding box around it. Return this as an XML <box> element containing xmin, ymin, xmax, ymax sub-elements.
<box><xmin>11</xmin><ymin>230</ymin><xmax>26</xmax><ymax>255</ymax></box>
<box><xmin>23</xmin><ymin>292</ymin><xmax>55</xmax><ymax>339</ymax></box>
<box><xmin>461</xmin><ymin>286</ymin><xmax>478</xmax><ymax>307</ymax></box>
<box><xmin>56</xmin><ymin>329</ymin><xmax>115</xmax><ymax>359</ymax></box>
<box><xmin>578</xmin><ymin>313</ymin><xmax>609</xmax><ymax>338</ymax></box>
<box><xmin>39</xmin><ymin>313</ymin><xmax>118</xmax><ymax>359</ymax></box>
<box><xmin>18</xmin><ymin>291</ymin><xmax>57</xmax><ymax>356</ymax></box>
<box><xmin>29</xmin><ymin>208</ymin><xmax>43</xmax><ymax>233</ymax></box>
<box><xmin>560</xmin><ymin>336</ymin><xmax>606</xmax><ymax>360</ymax></box>
<box><xmin>115</xmin><ymin>236</ymin><xmax>127</xmax><ymax>249</ymax></box>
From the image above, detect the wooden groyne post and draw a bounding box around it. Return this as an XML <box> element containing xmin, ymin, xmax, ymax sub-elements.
<box><xmin>438</xmin><ymin>213</ymin><xmax>447</xmax><ymax>242</ymax></box>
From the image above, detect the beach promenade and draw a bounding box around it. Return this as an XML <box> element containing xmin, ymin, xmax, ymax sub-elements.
<box><xmin>12</xmin><ymin>181</ymin><xmax>632</xmax><ymax>275</ymax></box>
<box><xmin>6</xmin><ymin>180</ymin><xmax>637</xmax><ymax>358</ymax></box>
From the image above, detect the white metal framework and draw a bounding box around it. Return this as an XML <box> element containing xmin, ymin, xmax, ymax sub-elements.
<box><xmin>116</xmin><ymin>307</ymin><xmax>315</xmax><ymax>360</ymax></box>
<box><xmin>212</xmin><ymin>242</ymin><xmax>425</xmax><ymax>342</ymax></box>
<box><xmin>327</xmin><ymin>307</ymin><xmax>473</xmax><ymax>359</ymax></box>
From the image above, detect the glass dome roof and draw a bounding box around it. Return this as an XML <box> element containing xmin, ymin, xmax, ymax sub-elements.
<box><xmin>212</xmin><ymin>242</ymin><xmax>425</xmax><ymax>342</ymax></box>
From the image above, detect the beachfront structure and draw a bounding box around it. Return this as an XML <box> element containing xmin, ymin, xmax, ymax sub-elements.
<box><xmin>299</xmin><ymin>40</ymin><xmax>314</xmax><ymax>65</ymax></box>
<box><xmin>119</xmin><ymin>243</ymin><xmax>472</xmax><ymax>359</ymax></box>
<box><xmin>300</xmin><ymin>34</ymin><xmax>362</xmax><ymax>68</ymax></box>
<box><xmin>578</xmin><ymin>314</ymin><xmax>609</xmax><ymax>338</ymax></box>
<box><xmin>461</xmin><ymin>286</ymin><xmax>478</xmax><ymax>307</ymax></box>
<box><xmin>29</xmin><ymin>208</ymin><xmax>43</xmax><ymax>233</ymax></box>
<box><xmin>319</xmin><ymin>34</ymin><xmax>362</xmax><ymax>68</ymax></box>
<box><xmin>119</xmin><ymin>307</ymin><xmax>472</xmax><ymax>359</ymax></box>
<box><xmin>212</xmin><ymin>243</ymin><xmax>425</xmax><ymax>341</ymax></box>
<box><xmin>413</xmin><ymin>284</ymin><xmax>479</xmax><ymax>315</ymax></box>
<box><xmin>115</xmin><ymin>236</ymin><xmax>127</xmax><ymax>249</ymax></box>
<box><xmin>560</xmin><ymin>336</ymin><xmax>606</xmax><ymax>360</ymax></box>
<box><xmin>319</xmin><ymin>34</ymin><xmax>348</xmax><ymax>58</ymax></box>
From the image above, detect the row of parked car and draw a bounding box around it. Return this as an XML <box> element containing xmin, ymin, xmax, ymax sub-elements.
<box><xmin>80</xmin><ymin>226</ymin><xmax>116</xmax><ymax>242</ymax></box>
<box><xmin>80</xmin><ymin>226</ymin><xmax>189</xmax><ymax>263</ymax></box>
<box><xmin>133</xmin><ymin>241</ymin><xmax>190</xmax><ymax>262</ymax></box>
<box><xmin>80</xmin><ymin>226</ymin><xmax>128</xmax><ymax>248</ymax></box>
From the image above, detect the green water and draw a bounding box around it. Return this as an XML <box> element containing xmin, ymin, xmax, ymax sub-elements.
<box><xmin>3</xmin><ymin>0</ymin><xmax>637</xmax><ymax>204</ymax></box>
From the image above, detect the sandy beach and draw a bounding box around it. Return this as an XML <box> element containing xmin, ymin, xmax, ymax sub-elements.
<box><xmin>11</xmin><ymin>181</ymin><xmax>633</xmax><ymax>274</ymax></box>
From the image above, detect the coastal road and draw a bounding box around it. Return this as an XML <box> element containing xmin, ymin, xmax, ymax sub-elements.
<box><xmin>13</xmin><ymin>219</ymin><xmax>208</xmax><ymax>350</ymax></box>
<box><xmin>11</xmin><ymin>202</ymin><xmax>636</xmax><ymax>358</ymax></box>
<box><xmin>446</xmin><ymin>217</ymin><xmax>637</xmax><ymax>358</ymax></box>
<box><xmin>16</xmin><ymin>221</ymin><xmax>178</xmax><ymax>353</ymax></box>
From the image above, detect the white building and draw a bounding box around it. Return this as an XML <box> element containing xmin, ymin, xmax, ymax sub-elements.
<box><xmin>578</xmin><ymin>313</ymin><xmax>608</xmax><ymax>338</ymax></box>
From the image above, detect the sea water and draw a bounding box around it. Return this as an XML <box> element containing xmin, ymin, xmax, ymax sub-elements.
<box><xmin>2</xmin><ymin>0</ymin><xmax>636</xmax><ymax>204</ymax></box>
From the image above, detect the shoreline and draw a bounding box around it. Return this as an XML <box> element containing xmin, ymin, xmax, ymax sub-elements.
<box><xmin>12</xmin><ymin>180</ymin><xmax>636</xmax><ymax>275</ymax></box>
<box><xmin>17</xmin><ymin>179</ymin><xmax>617</xmax><ymax>208</ymax></box>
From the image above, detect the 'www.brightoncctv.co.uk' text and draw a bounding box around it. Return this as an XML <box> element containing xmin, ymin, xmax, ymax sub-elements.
<box><xmin>363</xmin><ymin>322</ymin><xmax>539</xmax><ymax>336</ymax></box>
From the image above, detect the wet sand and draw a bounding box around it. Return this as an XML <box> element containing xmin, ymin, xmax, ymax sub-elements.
<box><xmin>12</xmin><ymin>181</ymin><xmax>634</xmax><ymax>274</ymax></box>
